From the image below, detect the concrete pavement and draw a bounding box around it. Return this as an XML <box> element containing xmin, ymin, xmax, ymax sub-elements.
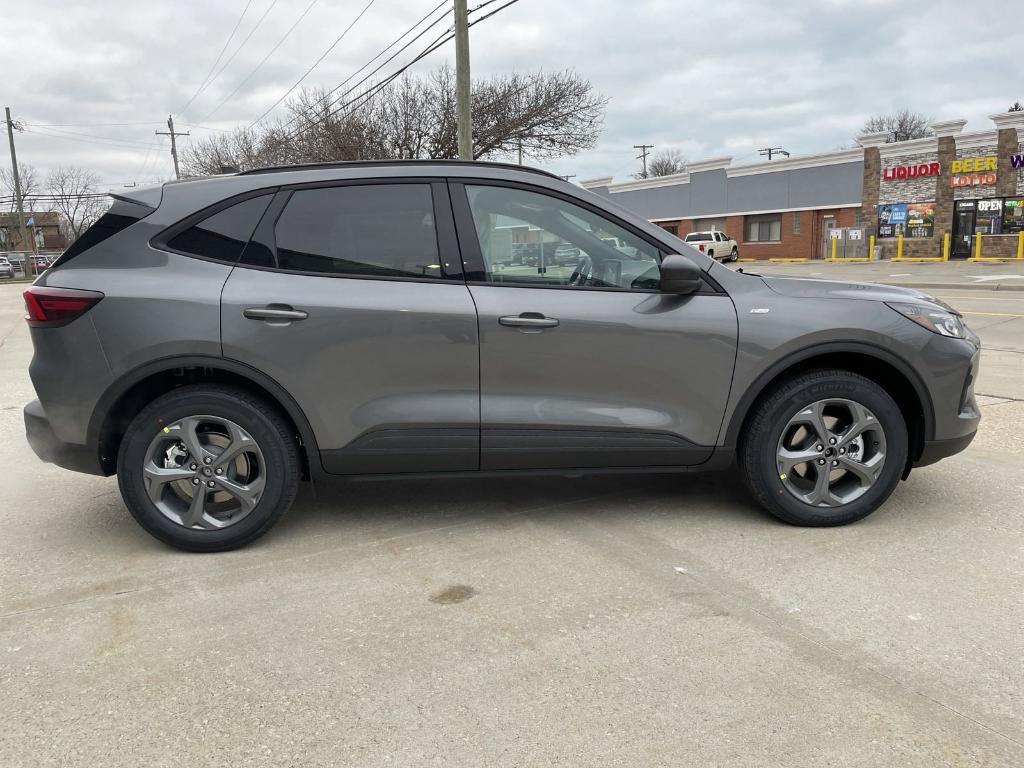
<box><xmin>2</xmin><ymin>281</ymin><xmax>1023</xmax><ymax>767</ymax></box>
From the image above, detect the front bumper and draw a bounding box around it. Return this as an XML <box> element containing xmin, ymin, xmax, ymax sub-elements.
<box><xmin>914</xmin><ymin>431</ymin><xmax>977</xmax><ymax>467</ymax></box>
<box><xmin>24</xmin><ymin>399</ymin><xmax>105</xmax><ymax>476</ymax></box>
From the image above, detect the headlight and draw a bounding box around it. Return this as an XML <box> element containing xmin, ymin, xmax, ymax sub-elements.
<box><xmin>886</xmin><ymin>302</ymin><xmax>966</xmax><ymax>338</ymax></box>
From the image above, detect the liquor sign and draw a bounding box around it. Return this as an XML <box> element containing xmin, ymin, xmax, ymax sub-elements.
<box><xmin>906</xmin><ymin>202</ymin><xmax>936</xmax><ymax>238</ymax></box>
<box><xmin>877</xmin><ymin>203</ymin><xmax>907</xmax><ymax>238</ymax></box>
<box><xmin>882</xmin><ymin>162</ymin><xmax>940</xmax><ymax>181</ymax></box>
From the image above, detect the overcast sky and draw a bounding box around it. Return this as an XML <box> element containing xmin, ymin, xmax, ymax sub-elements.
<box><xmin>2</xmin><ymin>0</ymin><xmax>1020</xmax><ymax>191</ymax></box>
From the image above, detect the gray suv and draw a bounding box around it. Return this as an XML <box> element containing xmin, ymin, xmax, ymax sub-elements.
<box><xmin>23</xmin><ymin>161</ymin><xmax>980</xmax><ymax>551</ymax></box>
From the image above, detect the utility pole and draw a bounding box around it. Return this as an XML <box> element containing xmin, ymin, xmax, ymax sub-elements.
<box><xmin>634</xmin><ymin>143</ymin><xmax>654</xmax><ymax>178</ymax></box>
<box><xmin>517</xmin><ymin>137</ymin><xmax>523</xmax><ymax>166</ymax></box>
<box><xmin>5</xmin><ymin>106</ymin><xmax>32</xmax><ymax>279</ymax></box>
<box><xmin>155</xmin><ymin>115</ymin><xmax>190</xmax><ymax>180</ymax></box>
<box><xmin>758</xmin><ymin>146</ymin><xmax>790</xmax><ymax>161</ymax></box>
<box><xmin>454</xmin><ymin>0</ymin><xmax>472</xmax><ymax>160</ymax></box>
<box><xmin>560</xmin><ymin>174</ymin><xmax>576</xmax><ymax>182</ymax></box>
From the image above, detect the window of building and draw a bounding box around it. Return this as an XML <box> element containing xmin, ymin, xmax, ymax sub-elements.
<box><xmin>792</xmin><ymin>211</ymin><xmax>801</xmax><ymax>234</ymax></box>
<box><xmin>168</xmin><ymin>194</ymin><xmax>273</xmax><ymax>263</ymax></box>
<box><xmin>465</xmin><ymin>185</ymin><xmax>662</xmax><ymax>290</ymax></box>
<box><xmin>745</xmin><ymin>214</ymin><xmax>782</xmax><ymax>242</ymax></box>
<box><xmin>1003</xmin><ymin>199</ymin><xmax>1024</xmax><ymax>235</ymax></box>
<box><xmin>274</xmin><ymin>184</ymin><xmax>442</xmax><ymax>279</ymax></box>
<box><xmin>658</xmin><ymin>222</ymin><xmax>679</xmax><ymax>237</ymax></box>
<box><xmin>853</xmin><ymin>208</ymin><xmax>863</xmax><ymax>227</ymax></box>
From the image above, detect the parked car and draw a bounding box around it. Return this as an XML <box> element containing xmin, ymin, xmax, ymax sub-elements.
<box><xmin>552</xmin><ymin>243</ymin><xmax>581</xmax><ymax>264</ymax></box>
<box><xmin>684</xmin><ymin>230</ymin><xmax>739</xmax><ymax>261</ymax></box>
<box><xmin>24</xmin><ymin>161</ymin><xmax>980</xmax><ymax>551</ymax></box>
<box><xmin>0</xmin><ymin>256</ymin><xmax>14</xmax><ymax>279</ymax></box>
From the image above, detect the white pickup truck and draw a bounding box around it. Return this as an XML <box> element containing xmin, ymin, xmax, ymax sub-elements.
<box><xmin>683</xmin><ymin>230</ymin><xmax>739</xmax><ymax>262</ymax></box>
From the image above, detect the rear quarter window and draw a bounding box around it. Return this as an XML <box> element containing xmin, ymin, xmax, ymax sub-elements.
<box><xmin>166</xmin><ymin>194</ymin><xmax>273</xmax><ymax>264</ymax></box>
<box><xmin>51</xmin><ymin>198</ymin><xmax>152</xmax><ymax>268</ymax></box>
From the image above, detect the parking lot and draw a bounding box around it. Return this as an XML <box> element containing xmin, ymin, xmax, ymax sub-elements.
<box><xmin>2</xmin><ymin>275</ymin><xmax>1023</xmax><ymax>766</ymax></box>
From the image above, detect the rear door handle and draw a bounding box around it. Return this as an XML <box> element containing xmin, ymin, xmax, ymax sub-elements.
<box><xmin>243</xmin><ymin>305</ymin><xmax>308</xmax><ymax>322</ymax></box>
<box><xmin>498</xmin><ymin>313</ymin><xmax>559</xmax><ymax>329</ymax></box>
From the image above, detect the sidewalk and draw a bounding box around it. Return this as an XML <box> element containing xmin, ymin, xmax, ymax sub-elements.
<box><xmin>734</xmin><ymin>258</ymin><xmax>1024</xmax><ymax>291</ymax></box>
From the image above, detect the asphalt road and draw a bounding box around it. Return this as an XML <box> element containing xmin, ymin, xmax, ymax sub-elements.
<box><xmin>2</xmin><ymin>278</ymin><xmax>1023</xmax><ymax>767</ymax></box>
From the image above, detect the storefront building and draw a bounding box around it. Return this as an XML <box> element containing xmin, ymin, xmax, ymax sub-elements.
<box><xmin>581</xmin><ymin>111</ymin><xmax>1024</xmax><ymax>260</ymax></box>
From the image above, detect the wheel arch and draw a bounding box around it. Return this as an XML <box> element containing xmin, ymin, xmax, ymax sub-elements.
<box><xmin>724</xmin><ymin>342</ymin><xmax>934</xmax><ymax>463</ymax></box>
<box><xmin>88</xmin><ymin>355</ymin><xmax>322</xmax><ymax>478</ymax></box>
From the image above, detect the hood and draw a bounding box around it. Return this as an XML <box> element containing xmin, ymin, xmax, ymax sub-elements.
<box><xmin>760</xmin><ymin>275</ymin><xmax>950</xmax><ymax>309</ymax></box>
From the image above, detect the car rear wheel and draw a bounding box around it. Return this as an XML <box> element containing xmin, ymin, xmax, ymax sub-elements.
<box><xmin>740</xmin><ymin>369</ymin><xmax>907</xmax><ymax>526</ymax></box>
<box><xmin>117</xmin><ymin>385</ymin><xmax>300</xmax><ymax>551</ymax></box>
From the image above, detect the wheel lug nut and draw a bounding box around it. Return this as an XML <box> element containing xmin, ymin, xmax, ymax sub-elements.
<box><xmin>817</xmin><ymin>458</ymin><xmax>825</xmax><ymax>465</ymax></box>
<box><xmin>831</xmin><ymin>460</ymin><xmax>839</xmax><ymax>467</ymax></box>
<box><xmin>191</xmin><ymin>478</ymin><xmax>200</xmax><ymax>485</ymax></box>
<box><xmin>839</xmin><ymin>448</ymin><xmax>846</xmax><ymax>454</ymax></box>
<box><xmin>203</xmin><ymin>457</ymin><xmax>212</xmax><ymax>465</ymax></box>
<box><xmin>189</xmin><ymin>464</ymin><xmax>197</xmax><ymax>471</ymax></box>
<box><xmin>207</xmin><ymin>480</ymin><xmax>215</xmax><ymax>488</ymax></box>
<box><xmin>816</xmin><ymin>444</ymin><xmax>823</xmax><ymax>451</ymax></box>
<box><xmin>215</xmin><ymin>468</ymin><xmax>223</xmax><ymax>475</ymax></box>
<box><xmin>829</xmin><ymin>438</ymin><xmax>837</xmax><ymax>445</ymax></box>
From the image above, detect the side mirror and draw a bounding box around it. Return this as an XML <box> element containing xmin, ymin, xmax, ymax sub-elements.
<box><xmin>659</xmin><ymin>254</ymin><xmax>702</xmax><ymax>294</ymax></box>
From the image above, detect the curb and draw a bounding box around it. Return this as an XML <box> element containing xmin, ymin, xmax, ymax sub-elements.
<box><xmin>877</xmin><ymin>281</ymin><xmax>1024</xmax><ymax>293</ymax></box>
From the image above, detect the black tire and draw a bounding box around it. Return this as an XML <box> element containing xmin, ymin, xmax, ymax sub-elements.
<box><xmin>707</xmin><ymin>249</ymin><xmax>715</xmax><ymax>260</ymax></box>
<box><xmin>739</xmin><ymin>369</ymin><xmax>907</xmax><ymax>527</ymax></box>
<box><xmin>729</xmin><ymin>247</ymin><xmax>739</xmax><ymax>262</ymax></box>
<box><xmin>117</xmin><ymin>384</ymin><xmax>300</xmax><ymax>552</ymax></box>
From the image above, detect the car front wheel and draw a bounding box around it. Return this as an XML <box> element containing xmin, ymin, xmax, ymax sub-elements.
<box><xmin>117</xmin><ymin>384</ymin><xmax>300</xmax><ymax>551</ymax></box>
<box><xmin>740</xmin><ymin>369</ymin><xmax>907</xmax><ymax>526</ymax></box>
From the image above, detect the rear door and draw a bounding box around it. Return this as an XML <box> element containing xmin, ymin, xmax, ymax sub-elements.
<box><xmin>451</xmin><ymin>181</ymin><xmax>738</xmax><ymax>471</ymax></box>
<box><xmin>220</xmin><ymin>180</ymin><xmax>480</xmax><ymax>475</ymax></box>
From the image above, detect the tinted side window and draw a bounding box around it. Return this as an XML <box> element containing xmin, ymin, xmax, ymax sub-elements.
<box><xmin>274</xmin><ymin>184</ymin><xmax>441</xmax><ymax>279</ymax></box>
<box><xmin>52</xmin><ymin>198</ymin><xmax>148</xmax><ymax>267</ymax></box>
<box><xmin>167</xmin><ymin>194</ymin><xmax>272</xmax><ymax>263</ymax></box>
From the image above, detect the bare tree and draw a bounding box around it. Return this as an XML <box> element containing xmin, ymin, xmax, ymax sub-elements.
<box><xmin>1</xmin><ymin>162</ymin><xmax>39</xmax><ymax>211</ymax></box>
<box><xmin>861</xmin><ymin>109</ymin><xmax>932</xmax><ymax>143</ymax></box>
<box><xmin>182</xmin><ymin>66</ymin><xmax>608</xmax><ymax>175</ymax></box>
<box><xmin>646</xmin><ymin>149</ymin><xmax>687</xmax><ymax>177</ymax></box>
<box><xmin>1009</xmin><ymin>101</ymin><xmax>1024</xmax><ymax>113</ymax></box>
<box><xmin>46</xmin><ymin>167</ymin><xmax>109</xmax><ymax>242</ymax></box>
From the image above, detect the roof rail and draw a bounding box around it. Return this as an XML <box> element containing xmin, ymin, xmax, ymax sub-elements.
<box><xmin>236</xmin><ymin>158</ymin><xmax>565</xmax><ymax>180</ymax></box>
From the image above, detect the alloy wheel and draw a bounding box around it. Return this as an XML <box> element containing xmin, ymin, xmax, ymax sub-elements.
<box><xmin>775</xmin><ymin>398</ymin><xmax>887</xmax><ymax>507</ymax></box>
<box><xmin>142</xmin><ymin>415</ymin><xmax>266</xmax><ymax>529</ymax></box>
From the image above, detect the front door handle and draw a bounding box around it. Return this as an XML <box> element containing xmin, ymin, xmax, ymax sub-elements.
<box><xmin>498</xmin><ymin>313</ymin><xmax>559</xmax><ymax>329</ymax></box>
<box><xmin>243</xmin><ymin>305</ymin><xmax>309</xmax><ymax>322</ymax></box>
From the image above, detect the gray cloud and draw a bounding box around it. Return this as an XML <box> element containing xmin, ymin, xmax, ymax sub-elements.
<box><xmin>1</xmin><ymin>0</ymin><xmax>1018</xmax><ymax>189</ymax></box>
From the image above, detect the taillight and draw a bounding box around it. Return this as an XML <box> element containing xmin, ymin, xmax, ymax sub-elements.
<box><xmin>698</xmin><ymin>243</ymin><xmax>706</xmax><ymax>252</ymax></box>
<box><xmin>24</xmin><ymin>287</ymin><xmax>104</xmax><ymax>328</ymax></box>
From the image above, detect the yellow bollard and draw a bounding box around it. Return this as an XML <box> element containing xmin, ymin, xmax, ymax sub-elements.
<box><xmin>974</xmin><ymin>232</ymin><xmax>982</xmax><ymax>260</ymax></box>
<box><xmin>1018</xmin><ymin>231</ymin><xmax>1024</xmax><ymax>260</ymax></box>
<box><xmin>896</xmin><ymin>234</ymin><xmax>904</xmax><ymax>260</ymax></box>
<box><xmin>943</xmin><ymin>232</ymin><xmax>950</xmax><ymax>261</ymax></box>
<box><xmin>869</xmin><ymin>234</ymin><xmax>875</xmax><ymax>262</ymax></box>
<box><xmin>830</xmin><ymin>236</ymin><xmax>837</xmax><ymax>261</ymax></box>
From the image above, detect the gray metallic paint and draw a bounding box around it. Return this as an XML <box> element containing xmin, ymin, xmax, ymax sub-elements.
<box><xmin>26</xmin><ymin>162</ymin><xmax>979</xmax><ymax>482</ymax></box>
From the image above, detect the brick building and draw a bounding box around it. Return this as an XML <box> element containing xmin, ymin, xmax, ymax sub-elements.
<box><xmin>0</xmin><ymin>210</ymin><xmax>67</xmax><ymax>252</ymax></box>
<box><xmin>581</xmin><ymin>110</ymin><xmax>1024</xmax><ymax>260</ymax></box>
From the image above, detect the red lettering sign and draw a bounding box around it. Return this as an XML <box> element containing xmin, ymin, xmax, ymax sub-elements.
<box><xmin>882</xmin><ymin>162</ymin><xmax>941</xmax><ymax>181</ymax></box>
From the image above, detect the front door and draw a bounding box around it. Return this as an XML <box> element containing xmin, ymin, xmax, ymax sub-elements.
<box><xmin>221</xmin><ymin>181</ymin><xmax>480</xmax><ymax>475</ymax></box>
<box><xmin>951</xmin><ymin>201</ymin><xmax>976</xmax><ymax>258</ymax></box>
<box><xmin>451</xmin><ymin>182</ymin><xmax>738</xmax><ymax>471</ymax></box>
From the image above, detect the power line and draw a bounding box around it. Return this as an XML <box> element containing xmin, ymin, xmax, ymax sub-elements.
<box><xmin>198</xmin><ymin>0</ymin><xmax>323</xmax><ymax>123</ymax></box>
<box><xmin>185</xmin><ymin>0</ymin><xmax>282</xmax><ymax>118</ymax></box>
<box><xmin>276</xmin><ymin>0</ymin><xmax>451</xmax><ymax>137</ymax></box>
<box><xmin>177</xmin><ymin>0</ymin><xmax>255</xmax><ymax>116</ymax></box>
<box><xmin>283</xmin><ymin>0</ymin><xmax>520</xmax><ymax>143</ymax></box>
<box><xmin>248</xmin><ymin>0</ymin><xmax>381</xmax><ymax>129</ymax></box>
<box><xmin>758</xmin><ymin>146</ymin><xmax>790</xmax><ymax>160</ymax></box>
<box><xmin>23</xmin><ymin>120</ymin><xmax>164</xmax><ymax>127</ymax></box>
<box><xmin>22</xmin><ymin>126</ymin><xmax>161</xmax><ymax>150</ymax></box>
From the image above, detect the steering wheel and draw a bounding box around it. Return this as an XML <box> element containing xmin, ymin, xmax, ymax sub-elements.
<box><xmin>569</xmin><ymin>253</ymin><xmax>594</xmax><ymax>287</ymax></box>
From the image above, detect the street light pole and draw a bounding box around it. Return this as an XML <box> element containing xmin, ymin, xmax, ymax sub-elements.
<box><xmin>4</xmin><ymin>106</ymin><xmax>32</xmax><ymax>279</ymax></box>
<box><xmin>454</xmin><ymin>0</ymin><xmax>473</xmax><ymax>160</ymax></box>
